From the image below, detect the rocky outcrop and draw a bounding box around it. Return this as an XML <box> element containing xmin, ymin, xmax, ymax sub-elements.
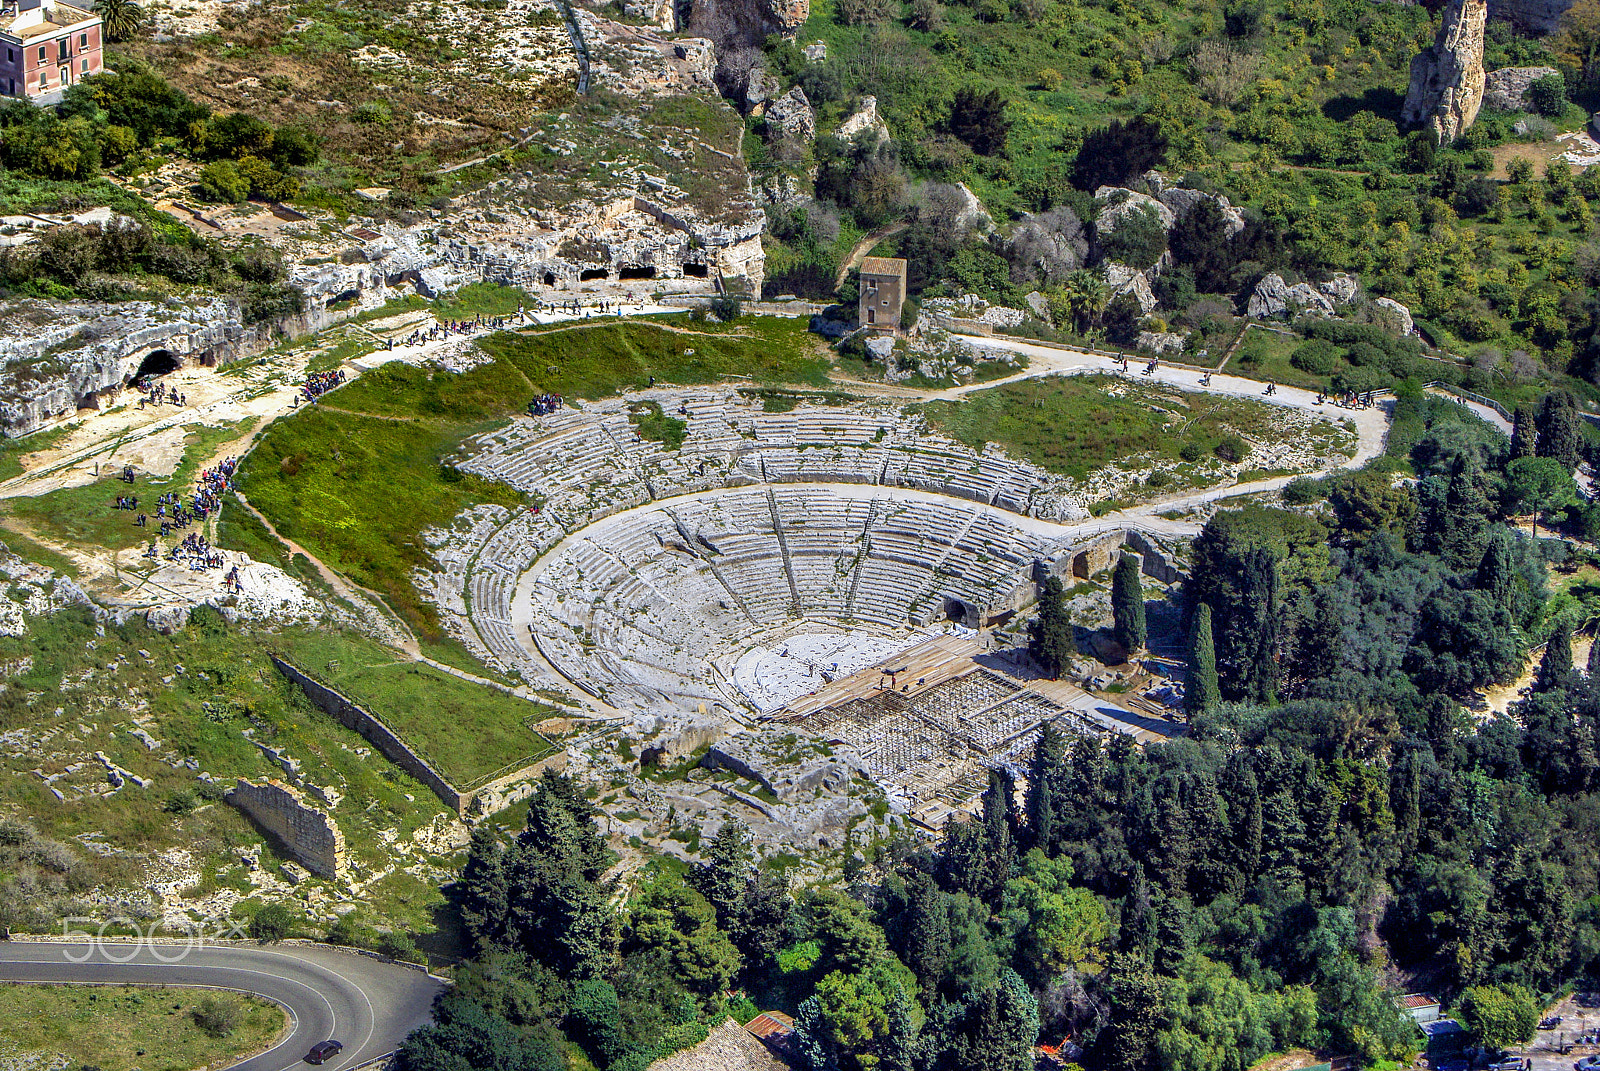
<box><xmin>1137</xmin><ymin>330</ymin><xmax>1187</xmax><ymax>357</ymax></box>
<box><xmin>1247</xmin><ymin>272</ymin><xmax>1362</xmax><ymax>320</ymax></box>
<box><xmin>1105</xmin><ymin>263</ymin><xmax>1158</xmax><ymax>314</ymax></box>
<box><xmin>1374</xmin><ymin>296</ymin><xmax>1418</xmax><ymax>337</ymax></box>
<box><xmin>1483</xmin><ymin>65</ymin><xmax>1561</xmax><ymax>111</ymax></box>
<box><xmin>1402</xmin><ymin>0</ymin><xmax>1489</xmax><ymax>146</ymax></box>
<box><xmin>765</xmin><ymin>85</ymin><xmax>815</xmax><ymax>142</ymax></box>
<box><xmin>1094</xmin><ymin>186</ymin><xmax>1176</xmax><ymax>233</ymax></box>
<box><xmin>837</xmin><ymin>95</ymin><xmax>890</xmax><ymax>143</ymax></box>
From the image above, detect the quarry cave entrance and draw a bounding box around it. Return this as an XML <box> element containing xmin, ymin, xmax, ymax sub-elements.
<box><xmin>134</xmin><ymin>349</ymin><xmax>180</xmax><ymax>378</ymax></box>
<box><xmin>618</xmin><ymin>266</ymin><xmax>656</xmax><ymax>280</ymax></box>
<box><xmin>579</xmin><ymin>268</ymin><xmax>609</xmax><ymax>281</ymax></box>
<box><xmin>683</xmin><ymin>263</ymin><xmax>709</xmax><ymax>278</ymax></box>
<box><xmin>543</xmin><ymin>272</ymin><xmax>556</xmax><ymax>286</ymax></box>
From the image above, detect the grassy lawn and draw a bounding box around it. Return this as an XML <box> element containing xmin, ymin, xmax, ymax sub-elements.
<box><xmin>0</xmin><ymin>421</ymin><xmax>78</xmax><ymax>482</ymax></box>
<box><xmin>274</xmin><ymin>630</ymin><xmax>565</xmax><ymax>787</ymax></box>
<box><xmin>916</xmin><ymin>374</ymin><xmax>1349</xmax><ymax>481</ymax></box>
<box><xmin>1225</xmin><ymin>328</ymin><xmax>1322</xmax><ymax>392</ymax></box>
<box><xmin>434</xmin><ymin>282</ymin><xmax>538</xmax><ymax>320</ymax></box>
<box><xmin>239</xmin><ymin>319</ymin><xmax>832</xmax><ymax>640</ymax></box>
<box><xmin>4</xmin><ymin>423</ymin><xmax>246</xmax><ymax>555</ymax></box>
<box><xmin>0</xmin><ymin>985</ymin><xmax>284</xmax><ymax>1071</ymax></box>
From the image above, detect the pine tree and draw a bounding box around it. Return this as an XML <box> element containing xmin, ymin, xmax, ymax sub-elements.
<box><xmin>691</xmin><ymin>820</ymin><xmax>752</xmax><ymax>928</ymax></box>
<box><xmin>1187</xmin><ymin>602</ymin><xmax>1221</xmax><ymax>714</ymax></box>
<box><xmin>460</xmin><ymin>826</ymin><xmax>509</xmax><ymax>952</ymax></box>
<box><xmin>1511</xmin><ymin>403</ymin><xmax>1539</xmax><ymax>459</ymax></box>
<box><xmin>1538</xmin><ymin>627</ymin><xmax>1574</xmax><ymax>692</ymax></box>
<box><xmin>1111</xmin><ymin>554</ymin><xmax>1147</xmax><ymax>654</ymax></box>
<box><xmin>1029</xmin><ymin>575</ymin><xmax>1077</xmax><ymax>678</ymax></box>
<box><xmin>1537</xmin><ymin>389</ymin><xmax>1583</xmax><ymax>469</ymax></box>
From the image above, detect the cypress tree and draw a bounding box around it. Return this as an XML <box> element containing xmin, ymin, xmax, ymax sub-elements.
<box><xmin>1111</xmin><ymin>554</ymin><xmax>1147</xmax><ymax>654</ymax></box>
<box><xmin>1589</xmin><ymin>629</ymin><xmax>1600</xmax><ymax>676</ymax></box>
<box><xmin>1235</xmin><ymin>546</ymin><xmax>1280</xmax><ymax>704</ymax></box>
<box><xmin>1511</xmin><ymin>404</ymin><xmax>1538</xmax><ymax>459</ymax></box>
<box><xmin>1476</xmin><ymin>527</ymin><xmax>1517</xmax><ymax>613</ymax></box>
<box><xmin>1029</xmin><ymin>575</ymin><xmax>1077</xmax><ymax>678</ymax></box>
<box><xmin>1187</xmin><ymin>602</ymin><xmax>1221</xmax><ymax>714</ymax></box>
<box><xmin>1537</xmin><ymin>389</ymin><xmax>1583</xmax><ymax>469</ymax></box>
<box><xmin>1538</xmin><ymin>627</ymin><xmax>1574</xmax><ymax>692</ymax></box>
<box><xmin>902</xmin><ymin>870</ymin><xmax>952</xmax><ymax>998</ymax></box>
<box><xmin>1026</xmin><ymin>722</ymin><xmax>1068</xmax><ymax>854</ymax></box>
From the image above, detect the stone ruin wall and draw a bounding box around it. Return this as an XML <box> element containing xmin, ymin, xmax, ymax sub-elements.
<box><xmin>226</xmin><ymin>777</ymin><xmax>349</xmax><ymax>880</ymax></box>
<box><xmin>271</xmin><ymin>655</ymin><xmax>466</xmax><ymax>816</ymax></box>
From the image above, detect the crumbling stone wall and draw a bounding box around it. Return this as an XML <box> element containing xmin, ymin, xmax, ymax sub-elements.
<box><xmin>272</xmin><ymin>656</ymin><xmax>465</xmax><ymax>815</ymax></box>
<box><xmin>227</xmin><ymin>778</ymin><xmax>349</xmax><ymax>880</ymax></box>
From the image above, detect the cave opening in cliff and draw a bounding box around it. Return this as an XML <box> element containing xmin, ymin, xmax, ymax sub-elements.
<box><xmin>543</xmin><ymin>272</ymin><xmax>556</xmax><ymax>286</ymax></box>
<box><xmin>579</xmin><ymin>268</ymin><xmax>610</xmax><ymax>281</ymax></box>
<box><xmin>682</xmin><ymin>263</ymin><xmax>709</xmax><ymax>278</ymax></box>
<box><xmin>618</xmin><ymin>266</ymin><xmax>656</xmax><ymax>280</ymax></box>
<box><xmin>134</xmin><ymin>350</ymin><xmax>180</xmax><ymax>378</ymax></box>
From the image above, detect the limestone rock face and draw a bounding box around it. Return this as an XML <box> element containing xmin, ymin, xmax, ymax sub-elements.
<box><xmin>1105</xmin><ymin>263</ymin><xmax>1158</xmax><ymax>314</ymax></box>
<box><xmin>838</xmin><ymin>94</ymin><xmax>890</xmax><ymax>143</ymax></box>
<box><xmin>1247</xmin><ymin>273</ymin><xmax>1363</xmax><ymax>320</ymax></box>
<box><xmin>1138</xmin><ymin>330</ymin><xmax>1187</xmax><ymax>357</ymax></box>
<box><xmin>0</xmin><ymin>297</ymin><xmax>272</xmax><ymax>436</ymax></box>
<box><xmin>1483</xmin><ymin>65</ymin><xmax>1561</xmax><ymax>112</ymax></box>
<box><xmin>1094</xmin><ymin>186</ymin><xmax>1176</xmax><ymax>233</ymax></box>
<box><xmin>1374</xmin><ymin>296</ymin><xmax>1418</xmax><ymax>337</ymax></box>
<box><xmin>1402</xmin><ymin>0</ymin><xmax>1489</xmax><ymax>146</ymax></box>
<box><xmin>766</xmin><ymin>85</ymin><xmax>815</xmax><ymax>142</ymax></box>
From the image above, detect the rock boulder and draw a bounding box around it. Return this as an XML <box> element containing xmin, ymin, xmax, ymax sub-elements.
<box><xmin>838</xmin><ymin>94</ymin><xmax>890</xmax><ymax>143</ymax></box>
<box><xmin>1484</xmin><ymin>66</ymin><xmax>1561</xmax><ymax>112</ymax></box>
<box><xmin>765</xmin><ymin>85</ymin><xmax>815</xmax><ymax>142</ymax></box>
<box><xmin>1374</xmin><ymin>296</ymin><xmax>1418</xmax><ymax>337</ymax></box>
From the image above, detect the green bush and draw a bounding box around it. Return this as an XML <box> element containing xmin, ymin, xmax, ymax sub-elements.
<box><xmin>1290</xmin><ymin>339</ymin><xmax>1338</xmax><ymax>376</ymax></box>
<box><xmin>197</xmin><ymin>159</ymin><xmax>249</xmax><ymax>203</ymax></box>
<box><xmin>1214</xmin><ymin>434</ymin><xmax>1249</xmax><ymax>463</ymax></box>
<box><xmin>191</xmin><ymin>996</ymin><xmax>243</xmax><ymax>1038</ymax></box>
<box><xmin>249</xmin><ymin>903</ymin><xmax>295</xmax><ymax>942</ymax></box>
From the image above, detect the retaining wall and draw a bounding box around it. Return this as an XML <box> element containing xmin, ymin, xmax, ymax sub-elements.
<box><xmin>271</xmin><ymin>656</ymin><xmax>465</xmax><ymax>815</ymax></box>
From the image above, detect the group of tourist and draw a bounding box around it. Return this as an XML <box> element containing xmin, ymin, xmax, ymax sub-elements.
<box><xmin>166</xmin><ymin>530</ymin><xmax>229</xmax><ymax>572</ymax></box>
<box><xmin>1320</xmin><ymin>390</ymin><xmax>1377</xmax><ymax>409</ymax></box>
<box><xmin>527</xmin><ymin>393</ymin><xmax>565</xmax><ymax>416</ymax></box>
<box><xmin>137</xmin><ymin>379</ymin><xmax>187</xmax><ymax>409</ymax></box>
<box><xmin>399</xmin><ymin>314</ymin><xmax>518</xmax><ymax>348</ymax></box>
<box><xmin>299</xmin><ymin>369</ymin><xmax>346</xmax><ymax>402</ymax></box>
<box><xmin>113</xmin><ymin>494</ymin><xmax>140</xmax><ymax>511</ymax></box>
<box><xmin>193</xmin><ymin>456</ymin><xmax>240</xmax><ymax>516</ymax></box>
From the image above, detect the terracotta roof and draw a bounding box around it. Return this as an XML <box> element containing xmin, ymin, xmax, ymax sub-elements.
<box><xmin>745</xmin><ymin>1011</ymin><xmax>795</xmax><ymax>1040</ymax></box>
<box><xmin>859</xmin><ymin>256</ymin><xmax>906</xmax><ymax>279</ymax></box>
<box><xmin>1401</xmin><ymin>994</ymin><xmax>1440</xmax><ymax>1009</ymax></box>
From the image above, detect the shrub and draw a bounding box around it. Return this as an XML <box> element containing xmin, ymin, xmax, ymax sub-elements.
<box><xmin>1290</xmin><ymin>339</ymin><xmax>1338</xmax><ymax>375</ymax></box>
<box><xmin>192</xmin><ymin>996</ymin><xmax>243</xmax><ymax>1038</ymax></box>
<box><xmin>1214</xmin><ymin>434</ymin><xmax>1249</xmax><ymax>462</ymax></box>
<box><xmin>1281</xmin><ymin>476</ymin><xmax>1326</xmax><ymax>505</ymax></box>
<box><xmin>249</xmin><ymin>903</ymin><xmax>295</xmax><ymax>942</ymax></box>
<box><xmin>197</xmin><ymin>159</ymin><xmax>249</xmax><ymax>203</ymax></box>
<box><xmin>709</xmin><ymin>294</ymin><xmax>743</xmax><ymax>321</ymax></box>
<box><xmin>1528</xmin><ymin>74</ymin><xmax>1567</xmax><ymax>119</ymax></box>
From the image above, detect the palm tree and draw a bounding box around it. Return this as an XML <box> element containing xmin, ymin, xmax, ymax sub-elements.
<box><xmin>1062</xmin><ymin>269</ymin><xmax>1108</xmax><ymax>334</ymax></box>
<box><xmin>94</xmin><ymin>0</ymin><xmax>145</xmax><ymax>43</ymax></box>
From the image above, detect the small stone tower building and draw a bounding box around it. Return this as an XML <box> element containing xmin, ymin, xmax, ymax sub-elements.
<box><xmin>858</xmin><ymin>257</ymin><xmax>906</xmax><ymax>334</ymax></box>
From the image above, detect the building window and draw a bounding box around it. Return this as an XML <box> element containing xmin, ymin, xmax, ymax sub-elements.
<box><xmin>866</xmin><ymin>308</ymin><xmax>875</xmax><ymax>324</ymax></box>
<box><xmin>79</xmin><ymin>33</ymin><xmax>87</xmax><ymax>47</ymax></box>
<box><xmin>80</xmin><ymin>57</ymin><xmax>87</xmax><ymax>72</ymax></box>
<box><xmin>37</xmin><ymin>46</ymin><xmax>45</xmax><ymax>63</ymax></box>
<box><xmin>6</xmin><ymin>49</ymin><xmax>12</xmax><ymax>62</ymax></box>
<box><xmin>58</xmin><ymin>39</ymin><xmax>67</xmax><ymax>61</ymax></box>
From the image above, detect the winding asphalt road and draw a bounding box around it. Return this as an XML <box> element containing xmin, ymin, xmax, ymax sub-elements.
<box><xmin>0</xmin><ymin>941</ymin><xmax>444</xmax><ymax>1071</ymax></box>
